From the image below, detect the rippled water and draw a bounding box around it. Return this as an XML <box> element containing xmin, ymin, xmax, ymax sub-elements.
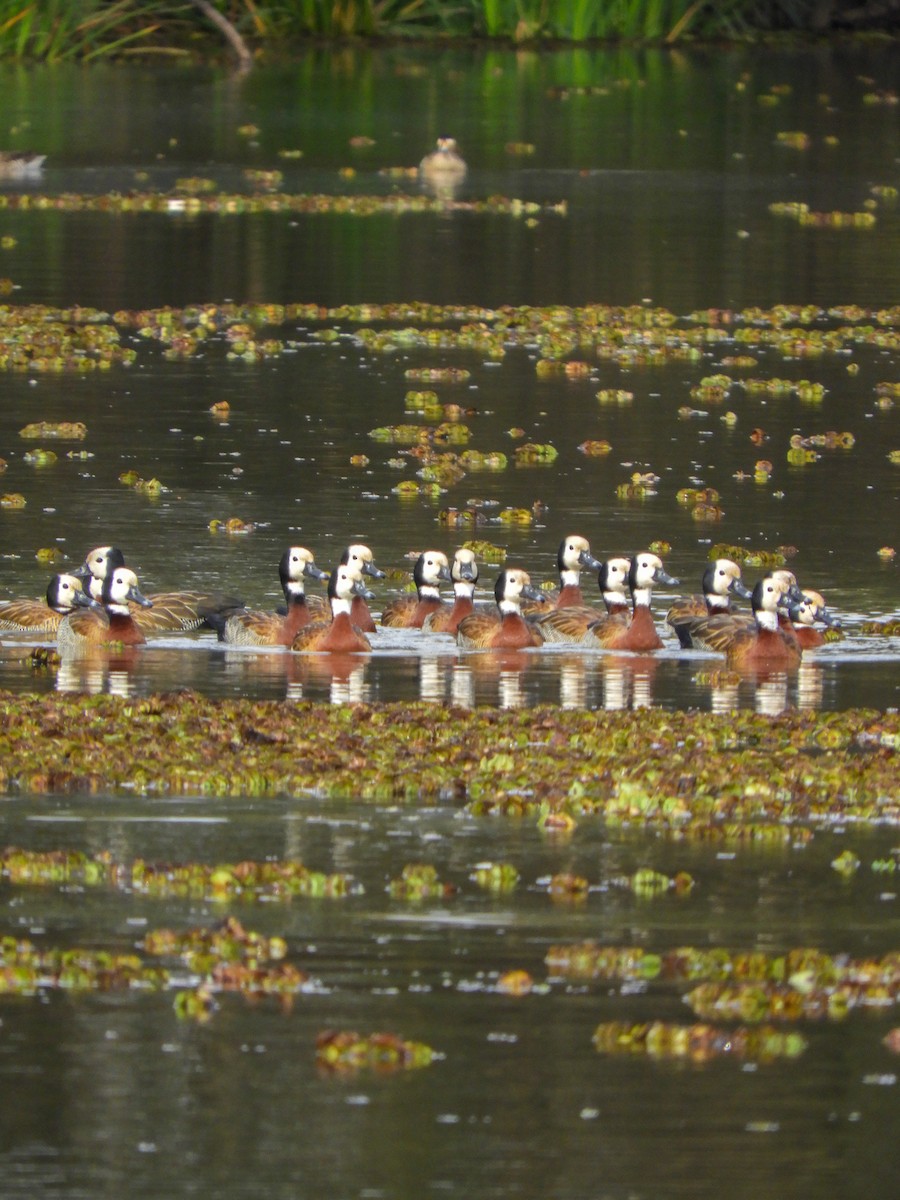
<box><xmin>0</xmin><ymin>45</ymin><xmax>898</xmax><ymax>1200</ymax></box>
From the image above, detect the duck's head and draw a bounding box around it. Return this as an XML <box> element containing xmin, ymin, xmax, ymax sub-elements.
<box><xmin>435</xmin><ymin>137</ymin><xmax>460</xmax><ymax>154</ymax></box>
<box><xmin>557</xmin><ymin>535</ymin><xmax>603</xmax><ymax>580</ymax></box>
<box><xmin>702</xmin><ymin>558</ymin><xmax>753</xmax><ymax>600</ymax></box>
<box><xmin>628</xmin><ymin>553</ymin><xmax>679</xmax><ymax>599</ymax></box>
<box><xmin>329</xmin><ymin>565</ymin><xmax>375</xmax><ymax>603</ymax></box>
<box><xmin>46</xmin><ymin>573</ymin><xmax>99</xmax><ymax>615</ymax></box>
<box><xmin>751</xmin><ymin>574</ymin><xmax>792</xmax><ymax>631</ymax></box>
<box><xmin>414</xmin><ymin>551</ymin><xmax>452</xmax><ymax>589</ymax></box>
<box><xmin>74</xmin><ymin>545</ymin><xmax>126</xmax><ymax>582</ymax></box>
<box><xmin>495</xmin><ymin>568</ymin><xmax>542</xmax><ymax>614</ymax></box>
<box><xmin>280</xmin><ymin>546</ymin><xmax>328</xmax><ymax>595</ymax></box>
<box><xmin>451</xmin><ymin>547</ymin><xmax>478</xmax><ymax>584</ymax></box>
<box><xmin>770</xmin><ymin>569</ymin><xmax>804</xmax><ymax>605</ymax></box>
<box><xmin>101</xmin><ymin>567</ymin><xmax>153</xmax><ymax>613</ymax></box>
<box><xmin>598</xmin><ymin>557</ymin><xmax>631</xmax><ymax>599</ymax></box>
<box><xmin>796</xmin><ymin>588</ymin><xmax>842</xmax><ymax>629</ymax></box>
<box><xmin>342</xmin><ymin>544</ymin><xmax>385</xmax><ymax>580</ymax></box>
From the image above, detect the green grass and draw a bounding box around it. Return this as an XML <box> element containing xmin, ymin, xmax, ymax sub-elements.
<box><xmin>0</xmin><ymin>0</ymin><xmax>876</xmax><ymax>59</ymax></box>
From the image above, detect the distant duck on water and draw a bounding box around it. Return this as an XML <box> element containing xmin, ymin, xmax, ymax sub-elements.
<box><xmin>419</xmin><ymin>137</ymin><xmax>467</xmax><ymax>183</ymax></box>
<box><xmin>0</xmin><ymin>152</ymin><xmax>45</xmax><ymax>180</ymax></box>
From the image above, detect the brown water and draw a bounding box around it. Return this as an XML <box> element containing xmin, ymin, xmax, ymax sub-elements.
<box><xmin>0</xmin><ymin>45</ymin><xmax>898</xmax><ymax>1200</ymax></box>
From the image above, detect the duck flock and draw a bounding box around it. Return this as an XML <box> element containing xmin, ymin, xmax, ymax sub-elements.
<box><xmin>0</xmin><ymin>537</ymin><xmax>840</xmax><ymax>669</ymax></box>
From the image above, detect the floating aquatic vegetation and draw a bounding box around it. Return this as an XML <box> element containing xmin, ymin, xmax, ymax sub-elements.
<box><xmin>1</xmin><ymin>493</ymin><xmax>26</xmax><ymax>507</ymax></box>
<box><xmin>596</xmin><ymin>389</ymin><xmax>633</xmax><ymax>405</ymax></box>
<box><xmin>315</xmin><ymin>1030</ymin><xmax>436</xmax><ymax>1074</ymax></box>
<box><xmin>461</xmin><ymin>540</ymin><xmax>506</xmax><ymax>563</ymax></box>
<box><xmin>614</xmin><ymin>868</ymin><xmax>695</xmax><ymax>897</ymax></box>
<box><xmin>174</xmin><ymin>176</ymin><xmax>216</xmax><ymax>194</ymax></box>
<box><xmin>208</xmin><ymin>517</ymin><xmax>255</xmax><ymax>534</ymax></box>
<box><xmin>496</xmin><ymin>970</ymin><xmax>534</xmax><ymax>995</ymax></box>
<box><xmin>547</xmin><ymin>872</ymin><xmax>590</xmax><ymax>902</ymax></box>
<box><xmin>514</xmin><ymin>443</ymin><xmax>558</xmax><ymax>465</ymax></box>
<box><xmin>388</xmin><ymin>864</ymin><xmax>455</xmax><ymax>901</ymax></box>
<box><xmin>578</xmin><ymin>440</ymin><xmax>612</xmax><ymax>456</ymax></box>
<box><xmin>243</xmin><ymin>168</ymin><xmax>283</xmax><ymax>190</ymax></box>
<box><xmin>349</xmin><ymin>454</ymin><xmax>369</xmax><ymax>467</ymax></box>
<box><xmin>0</xmin><ymin>191</ymin><xmax>563</xmax><ymax>221</ymax></box>
<box><xmin>770</xmin><ymin>203</ymin><xmax>877</xmax><ymax>229</ymax></box>
<box><xmin>35</xmin><ymin>547</ymin><xmax>63</xmax><ymax>564</ymax></box>
<box><xmin>497</xmin><ymin>507</ymin><xmax>533</xmax><ymax>526</ymax></box>
<box><xmin>593</xmin><ymin>1021</ymin><xmax>807</xmax><ymax>1062</ymax></box>
<box><xmin>22</xmin><ymin>448</ymin><xmax>57</xmax><ymax>466</ymax></box>
<box><xmin>861</xmin><ymin>619</ymin><xmax>900</xmax><ymax>635</ymax></box>
<box><xmin>677</xmin><ymin>487</ymin><xmax>720</xmax><ymax>505</ymax></box>
<box><xmin>118</xmin><ymin>471</ymin><xmax>165</xmax><ymax>496</ymax></box>
<box><xmin>0</xmin><ymin>697</ymin><xmax>896</xmax><ymax>826</ymax></box>
<box><xmin>776</xmin><ymin>131</ymin><xmax>812</xmax><ymax>150</ymax></box>
<box><xmin>707</xmin><ymin>544</ymin><xmax>786</xmax><ymax>568</ymax></box>
<box><xmin>404</xmin><ymin>367</ymin><xmax>472</xmax><ymax>384</ymax></box>
<box><xmin>545</xmin><ymin>944</ymin><xmax>900</xmax><ymax>987</ymax></box>
<box><xmin>685</xmin><ymin>980</ymin><xmax>895</xmax><ymax>1023</ymax></box>
<box><xmin>505</xmin><ymin>142</ymin><xmax>535</xmax><ymax>156</ymax></box>
<box><xmin>0</xmin><ymin>846</ymin><xmax>362</xmax><ymax>902</ymax></box>
<box><xmin>876</xmin><ymin>548</ymin><xmax>896</xmax><ymax>562</ymax></box>
<box><xmin>19</xmin><ymin>421</ymin><xmax>87</xmax><ymax>439</ymax></box>
<box><xmin>459</xmin><ymin>450</ymin><xmax>508</xmax><ymax>471</ymax></box>
<box><xmin>831</xmin><ymin>850</ymin><xmax>861</xmax><ymax>877</ymax></box>
<box><xmin>470</xmin><ymin>862</ymin><xmax>520</xmax><ymax>893</ymax></box>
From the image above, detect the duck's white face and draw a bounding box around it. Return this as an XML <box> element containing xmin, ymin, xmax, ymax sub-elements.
<box><xmin>334</xmin><ymin>566</ymin><xmax>365</xmax><ymax>601</ymax></box>
<box><xmin>712</xmin><ymin>559</ymin><xmax>743</xmax><ymax>594</ymax></box>
<box><xmin>503</xmin><ymin>569</ymin><xmax>531</xmax><ymax>602</ymax></box>
<box><xmin>49</xmin><ymin>574</ymin><xmax>92</xmax><ymax>612</ymax></box>
<box><xmin>345</xmin><ymin>544</ymin><xmax>373</xmax><ymax>568</ymax></box>
<box><xmin>759</xmin><ymin>575</ymin><xmax>791</xmax><ymax>612</ymax></box>
<box><xmin>105</xmin><ymin>567</ymin><xmax>142</xmax><ymax>609</ymax></box>
<box><xmin>83</xmin><ymin>545</ymin><xmax>120</xmax><ymax>579</ymax></box>
<box><xmin>287</xmin><ymin>547</ymin><xmax>315</xmax><ymax>577</ymax></box>
<box><xmin>561</xmin><ymin>536</ymin><xmax>592</xmax><ymax>569</ymax></box>
<box><xmin>420</xmin><ymin>552</ymin><xmax>451</xmax><ymax>585</ymax></box>
<box><xmin>631</xmin><ymin>554</ymin><xmax>664</xmax><ymax>590</ymax></box>
<box><xmin>604</xmin><ymin>558</ymin><xmax>631</xmax><ymax>595</ymax></box>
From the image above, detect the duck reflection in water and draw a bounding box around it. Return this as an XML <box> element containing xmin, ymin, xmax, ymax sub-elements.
<box><xmin>56</xmin><ymin>660</ymin><xmax>137</xmax><ymax>698</ymax></box>
<box><xmin>286</xmin><ymin>652</ymin><xmax>371</xmax><ymax>705</ymax></box>
<box><xmin>597</xmin><ymin>654</ymin><xmax>659</xmax><ymax>711</ymax></box>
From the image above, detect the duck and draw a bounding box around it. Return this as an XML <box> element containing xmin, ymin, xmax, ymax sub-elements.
<box><xmin>423</xmin><ymin>548</ymin><xmax>479</xmax><ymax>634</ymax></box>
<box><xmin>419</xmin><ymin>137</ymin><xmax>467</xmax><ymax>181</ymax></box>
<box><xmin>211</xmin><ymin>547</ymin><xmax>328</xmax><ymax>646</ymax></box>
<box><xmin>73</xmin><ymin>545</ymin><xmax>243</xmax><ymax>633</ymax></box>
<box><xmin>666</xmin><ymin>558</ymin><xmax>753</xmax><ymax>648</ymax></box>
<box><xmin>0</xmin><ymin>151</ymin><xmax>45</xmax><ymax>179</ymax></box>
<box><xmin>0</xmin><ymin>572</ymin><xmax>97</xmax><ymax>635</ymax></box>
<box><xmin>682</xmin><ymin>568</ymin><xmax>804</xmax><ymax>652</ymax></box>
<box><xmin>584</xmin><ymin>553</ymin><xmax>679</xmax><ymax>651</ymax></box>
<box><xmin>456</xmin><ymin>568</ymin><xmax>545</xmax><ymax>650</ymax></box>
<box><xmin>381</xmin><ymin>550</ymin><xmax>452</xmax><ymax>628</ymax></box>
<box><xmin>57</xmin><ymin>567</ymin><xmax>153</xmax><ymax>656</ymax></box>
<box><xmin>336</xmin><ymin>544</ymin><xmax>384</xmax><ymax>632</ymax></box>
<box><xmin>290</xmin><ymin>565</ymin><xmax>374</xmax><ymax>654</ymax></box>
<box><xmin>550</xmin><ymin>535</ymin><xmax>604</xmax><ymax>608</ymax></box>
<box><xmin>535</xmin><ymin>556</ymin><xmax>631</xmax><ymax>644</ymax></box>
<box><xmin>788</xmin><ymin>590</ymin><xmax>842</xmax><ymax>649</ymax></box>
<box><xmin>684</xmin><ymin>575</ymin><xmax>802</xmax><ymax>669</ymax></box>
